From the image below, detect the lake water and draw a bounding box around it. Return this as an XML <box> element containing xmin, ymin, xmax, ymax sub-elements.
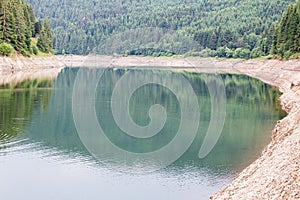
<box><xmin>0</xmin><ymin>67</ymin><xmax>285</xmax><ymax>200</ymax></box>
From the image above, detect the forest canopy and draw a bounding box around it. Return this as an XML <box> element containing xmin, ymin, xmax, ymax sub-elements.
<box><xmin>26</xmin><ymin>0</ymin><xmax>296</xmax><ymax>58</ymax></box>
<box><xmin>271</xmin><ymin>0</ymin><xmax>300</xmax><ymax>59</ymax></box>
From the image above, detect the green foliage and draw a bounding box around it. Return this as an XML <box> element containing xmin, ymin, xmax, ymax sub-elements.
<box><xmin>216</xmin><ymin>47</ymin><xmax>227</xmax><ymax>57</ymax></box>
<box><xmin>27</xmin><ymin>0</ymin><xmax>294</xmax><ymax>57</ymax></box>
<box><xmin>0</xmin><ymin>42</ymin><xmax>14</xmax><ymax>56</ymax></box>
<box><xmin>31</xmin><ymin>45</ymin><xmax>38</xmax><ymax>55</ymax></box>
<box><xmin>37</xmin><ymin>18</ymin><xmax>53</xmax><ymax>53</ymax></box>
<box><xmin>289</xmin><ymin>52</ymin><xmax>300</xmax><ymax>59</ymax></box>
<box><xmin>0</xmin><ymin>0</ymin><xmax>52</xmax><ymax>56</ymax></box>
<box><xmin>271</xmin><ymin>0</ymin><xmax>300</xmax><ymax>59</ymax></box>
<box><xmin>250</xmin><ymin>48</ymin><xmax>263</xmax><ymax>58</ymax></box>
<box><xmin>34</xmin><ymin>20</ymin><xmax>42</xmax><ymax>37</ymax></box>
<box><xmin>233</xmin><ymin>48</ymin><xmax>251</xmax><ymax>59</ymax></box>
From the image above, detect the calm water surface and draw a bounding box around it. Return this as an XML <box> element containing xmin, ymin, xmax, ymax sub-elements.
<box><xmin>0</xmin><ymin>68</ymin><xmax>285</xmax><ymax>200</ymax></box>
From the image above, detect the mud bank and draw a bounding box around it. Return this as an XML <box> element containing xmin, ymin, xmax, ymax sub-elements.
<box><xmin>1</xmin><ymin>55</ymin><xmax>299</xmax><ymax>199</ymax></box>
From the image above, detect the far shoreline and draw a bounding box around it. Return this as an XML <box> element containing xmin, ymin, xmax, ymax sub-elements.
<box><xmin>2</xmin><ymin>54</ymin><xmax>297</xmax><ymax>87</ymax></box>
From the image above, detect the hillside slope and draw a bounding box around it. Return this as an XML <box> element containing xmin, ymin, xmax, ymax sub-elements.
<box><xmin>27</xmin><ymin>0</ymin><xmax>294</xmax><ymax>57</ymax></box>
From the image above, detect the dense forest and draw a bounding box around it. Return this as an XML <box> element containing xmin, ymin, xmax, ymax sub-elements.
<box><xmin>0</xmin><ymin>0</ymin><xmax>52</xmax><ymax>56</ymax></box>
<box><xmin>0</xmin><ymin>0</ymin><xmax>294</xmax><ymax>58</ymax></box>
<box><xmin>272</xmin><ymin>0</ymin><xmax>300</xmax><ymax>59</ymax></box>
<box><xmin>26</xmin><ymin>0</ymin><xmax>299</xmax><ymax>59</ymax></box>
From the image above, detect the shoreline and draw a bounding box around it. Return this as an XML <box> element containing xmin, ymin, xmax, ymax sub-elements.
<box><xmin>210</xmin><ymin>59</ymin><xmax>300</xmax><ymax>199</ymax></box>
<box><xmin>0</xmin><ymin>56</ymin><xmax>64</xmax><ymax>86</ymax></box>
<box><xmin>0</xmin><ymin>55</ymin><xmax>299</xmax><ymax>199</ymax></box>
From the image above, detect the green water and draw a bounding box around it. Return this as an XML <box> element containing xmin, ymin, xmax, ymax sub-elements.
<box><xmin>0</xmin><ymin>67</ymin><xmax>285</xmax><ymax>200</ymax></box>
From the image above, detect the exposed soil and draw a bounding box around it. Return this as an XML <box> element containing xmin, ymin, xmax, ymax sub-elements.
<box><xmin>1</xmin><ymin>55</ymin><xmax>299</xmax><ymax>199</ymax></box>
<box><xmin>0</xmin><ymin>56</ymin><xmax>64</xmax><ymax>86</ymax></box>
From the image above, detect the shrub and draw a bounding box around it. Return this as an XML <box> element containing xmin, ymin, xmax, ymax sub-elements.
<box><xmin>225</xmin><ymin>48</ymin><xmax>234</xmax><ymax>58</ymax></box>
<box><xmin>31</xmin><ymin>45</ymin><xmax>39</xmax><ymax>55</ymax></box>
<box><xmin>216</xmin><ymin>47</ymin><xmax>227</xmax><ymax>57</ymax></box>
<box><xmin>233</xmin><ymin>48</ymin><xmax>251</xmax><ymax>59</ymax></box>
<box><xmin>282</xmin><ymin>51</ymin><xmax>293</xmax><ymax>59</ymax></box>
<box><xmin>250</xmin><ymin>48</ymin><xmax>263</xmax><ymax>58</ymax></box>
<box><xmin>199</xmin><ymin>48</ymin><xmax>217</xmax><ymax>57</ymax></box>
<box><xmin>19</xmin><ymin>49</ymin><xmax>30</xmax><ymax>57</ymax></box>
<box><xmin>0</xmin><ymin>43</ymin><xmax>14</xmax><ymax>56</ymax></box>
<box><xmin>289</xmin><ymin>52</ymin><xmax>300</xmax><ymax>59</ymax></box>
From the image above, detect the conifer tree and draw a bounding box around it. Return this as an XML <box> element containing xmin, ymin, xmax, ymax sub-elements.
<box><xmin>272</xmin><ymin>0</ymin><xmax>300</xmax><ymax>58</ymax></box>
<box><xmin>0</xmin><ymin>0</ymin><xmax>53</xmax><ymax>56</ymax></box>
<box><xmin>37</xmin><ymin>18</ymin><xmax>52</xmax><ymax>53</ymax></box>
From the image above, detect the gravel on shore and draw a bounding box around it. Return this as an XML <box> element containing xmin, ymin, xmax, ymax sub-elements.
<box><xmin>211</xmin><ymin>59</ymin><xmax>300</xmax><ymax>199</ymax></box>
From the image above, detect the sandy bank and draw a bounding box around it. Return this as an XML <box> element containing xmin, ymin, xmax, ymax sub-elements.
<box><xmin>1</xmin><ymin>55</ymin><xmax>299</xmax><ymax>199</ymax></box>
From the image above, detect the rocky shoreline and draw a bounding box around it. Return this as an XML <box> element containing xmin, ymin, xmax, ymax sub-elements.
<box><xmin>211</xmin><ymin>59</ymin><xmax>300</xmax><ymax>199</ymax></box>
<box><xmin>0</xmin><ymin>55</ymin><xmax>299</xmax><ymax>199</ymax></box>
<box><xmin>0</xmin><ymin>56</ymin><xmax>65</xmax><ymax>86</ymax></box>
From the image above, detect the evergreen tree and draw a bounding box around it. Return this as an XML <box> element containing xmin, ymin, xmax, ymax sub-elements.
<box><xmin>34</xmin><ymin>20</ymin><xmax>42</xmax><ymax>36</ymax></box>
<box><xmin>43</xmin><ymin>18</ymin><xmax>52</xmax><ymax>52</ymax></box>
<box><xmin>272</xmin><ymin>0</ymin><xmax>300</xmax><ymax>59</ymax></box>
<box><xmin>27</xmin><ymin>0</ymin><xmax>295</xmax><ymax>56</ymax></box>
<box><xmin>28</xmin><ymin>5</ymin><xmax>36</xmax><ymax>36</ymax></box>
<box><xmin>37</xmin><ymin>18</ymin><xmax>52</xmax><ymax>53</ymax></box>
<box><xmin>0</xmin><ymin>0</ymin><xmax>53</xmax><ymax>56</ymax></box>
<box><xmin>37</xmin><ymin>31</ymin><xmax>46</xmax><ymax>52</ymax></box>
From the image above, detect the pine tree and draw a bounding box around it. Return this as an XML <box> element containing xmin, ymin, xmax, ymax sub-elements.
<box><xmin>27</xmin><ymin>5</ymin><xmax>35</xmax><ymax>36</ymax></box>
<box><xmin>37</xmin><ymin>18</ymin><xmax>53</xmax><ymax>53</ymax></box>
<box><xmin>43</xmin><ymin>18</ymin><xmax>52</xmax><ymax>52</ymax></box>
<box><xmin>0</xmin><ymin>0</ymin><xmax>4</xmax><ymax>41</ymax></box>
<box><xmin>0</xmin><ymin>0</ymin><xmax>14</xmax><ymax>43</ymax></box>
<box><xmin>0</xmin><ymin>0</ymin><xmax>52</xmax><ymax>56</ymax></box>
<box><xmin>37</xmin><ymin>31</ymin><xmax>46</xmax><ymax>52</ymax></box>
<box><xmin>34</xmin><ymin>20</ymin><xmax>42</xmax><ymax>36</ymax></box>
<box><xmin>12</xmin><ymin>0</ymin><xmax>27</xmax><ymax>53</ymax></box>
<box><xmin>272</xmin><ymin>0</ymin><xmax>300</xmax><ymax>58</ymax></box>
